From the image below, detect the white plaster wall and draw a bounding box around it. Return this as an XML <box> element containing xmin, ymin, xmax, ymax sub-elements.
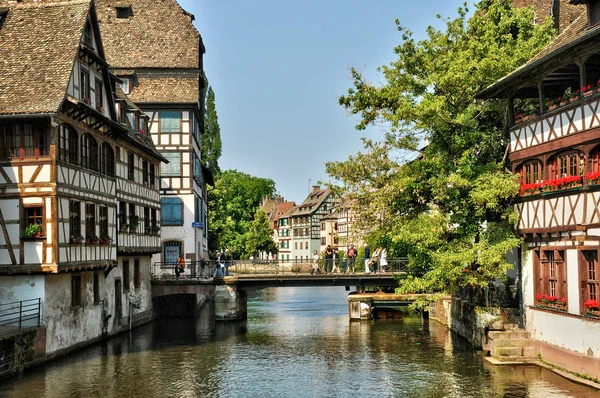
<box><xmin>566</xmin><ymin>249</ymin><xmax>580</xmax><ymax>315</ymax></box>
<box><xmin>44</xmin><ymin>272</ymin><xmax>104</xmax><ymax>354</ymax></box>
<box><xmin>526</xmin><ymin>308</ymin><xmax>600</xmax><ymax>358</ymax></box>
<box><xmin>0</xmin><ymin>275</ymin><xmax>45</xmax><ymax>304</ymax></box>
<box><xmin>521</xmin><ymin>247</ymin><xmax>535</xmax><ymax>307</ymax></box>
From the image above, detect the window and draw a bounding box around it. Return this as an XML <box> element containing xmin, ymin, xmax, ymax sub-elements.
<box><xmin>24</xmin><ymin>206</ymin><xmax>43</xmax><ymax>236</ymax></box>
<box><xmin>194</xmin><ymin>195</ymin><xmax>203</xmax><ymax>223</ymax></box>
<box><xmin>69</xmin><ymin>201</ymin><xmax>80</xmax><ymax>238</ymax></box>
<box><xmin>129</xmin><ymin>203</ymin><xmax>137</xmax><ymax>231</ymax></box>
<box><xmin>0</xmin><ymin>123</ymin><xmax>49</xmax><ymax>159</ymax></box>
<box><xmin>93</xmin><ymin>273</ymin><xmax>100</xmax><ymax>305</ymax></box>
<box><xmin>549</xmin><ymin>151</ymin><xmax>584</xmax><ymax>180</ymax></box>
<box><xmin>321</xmin><ymin>222</ymin><xmax>325</xmax><ymax>231</ymax></box>
<box><xmin>161</xmin><ymin>153</ymin><xmax>181</xmax><ymax>176</ymax></box>
<box><xmin>82</xmin><ymin>22</ymin><xmax>92</xmax><ymax>47</ymax></box>
<box><xmin>142</xmin><ymin>160</ymin><xmax>149</xmax><ymax>184</ymax></box>
<box><xmin>81</xmin><ymin>134</ymin><xmax>98</xmax><ymax>171</ymax></box>
<box><xmin>320</xmin><ymin>237</ymin><xmax>325</xmax><ymax>245</ymax></box>
<box><xmin>71</xmin><ymin>275</ymin><xmax>81</xmax><ymax>306</ymax></box>
<box><xmin>81</xmin><ymin>68</ymin><xmax>90</xmax><ymax>103</ymax></box>
<box><xmin>163</xmin><ymin>241</ymin><xmax>181</xmax><ymax>265</ymax></box>
<box><xmin>100</xmin><ymin>143</ymin><xmax>114</xmax><ymax>176</ymax></box>
<box><xmin>95</xmin><ymin>80</ymin><xmax>103</xmax><ymax>111</ymax></box>
<box><xmin>159</xmin><ymin>111</ymin><xmax>181</xmax><ymax>133</ymax></box>
<box><xmin>99</xmin><ymin>206</ymin><xmax>108</xmax><ymax>238</ymax></box>
<box><xmin>295</xmin><ymin>242</ymin><xmax>298</xmax><ymax>250</ymax></box>
<box><xmin>151</xmin><ymin>209</ymin><xmax>157</xmax><ymax>228</ymax></box>
<box><xmin>134</xmin><ymin>259</ymin><xmax>141</xmax><ymax>289</ymax></box>
<box><xmin>161</xmin><ymin>197</ymin><xmax>183</xmax><ymax>225</ymax></box>
<box><xmin>536</xmin><ymin>250</ymin><xmax>567</xmax><ymax>301</ymax></box>
<box><xmin>128</xmin><ymin>152</ymin><xmax>135</xmax><ymax>180</ymax></box>
<box><xmin>119</xmin><ymin>201</ymin><xmax>127</xmax><ymax>229</ymax></box>
<box><xmin>85</xmin><ymin>203</ymin><xmax>96</xmax><ymax>238</ymax></box>
<box><xmin>0</xmin><ymin>12</ymin><xmax>7</xmax><ymax>31</ymax></box>
<box><xmin>123</xmin><ymin>260</ymin><xmax>130</xmax><ymax>290</ymax></box>
<box><xmin>120</xmin><ymin>78</ymin><xmax>130</xmax><ymax>95</ymax></box>
<box><xmin>116</xmin><ymin>6</ymin><xmax>132</xmax><ymax>19</ymax></box>
<box><xmin>150</xmin><ymin>164</ymin><xmax>156</xmax><ymax>186</ymax></box>
<box><xmin>144</xmin><ymin>207</ymin><xmax>150</xmax><ymax>232</ymax></box>
<box><xmin>582</xmin><ymin>250</ymin><xmax>600</xmax><ymax>304</ymax></box>
<box><xmin>58</xmin><ymin>125</ymin><xmax>78</xmax><ymax>164</ymax></box>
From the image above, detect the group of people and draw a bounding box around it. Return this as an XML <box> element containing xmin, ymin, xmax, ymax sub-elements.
<box><xmin>310</xmin><ymin>243</ymin><xmax>388</xmax><ymax>275</ymax></box>
<box><xmin>173</xmin><ymin>249</ymin><xmax>231</xmax><ymax>279</ymax></box>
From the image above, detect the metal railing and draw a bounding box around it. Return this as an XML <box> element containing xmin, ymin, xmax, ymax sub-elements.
<box><xmin>0</xmin><ymin>298</ymin><xmax>42</xmax><ymax>337</ymax></box>
<box><xmin>151</xmin><ymin>258</ymin><xmax>409</xmax><ymax>280</ymax></box>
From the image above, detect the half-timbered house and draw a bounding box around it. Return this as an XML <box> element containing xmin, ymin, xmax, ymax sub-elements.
<box><xmin>0</xmin><ymin>0</ymin><xmax>164</xmax><ymax>355</ymax></box>
<box><xmin>478</xmin><ymin>0</ymin><xmax>600</xmax><ymax>380</ymax></box>
<box><xmin>96</xmin><ymin>0</ymin><xmax>213</xmax><ymax>272</ymax></box>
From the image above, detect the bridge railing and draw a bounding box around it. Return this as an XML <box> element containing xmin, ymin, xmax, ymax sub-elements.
<box><xmin>151</xmin><ymin>258</ymin><xmax>409</xmax><ymax>280</ymax></box>
<box><xmin>0</xmin><ymin>298</ymin><xmax>42</xmax><ymax>337</ymax></box>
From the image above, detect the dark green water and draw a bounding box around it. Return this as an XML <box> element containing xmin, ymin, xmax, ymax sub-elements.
<box><xmin>0</xmin><ymin>287</ymin><xmax>599</xmax><ymax>397</ymax></box>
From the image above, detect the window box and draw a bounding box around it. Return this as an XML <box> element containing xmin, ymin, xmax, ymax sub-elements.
<box><xmin>86</xmin><ymin>234</ymin><xmax>99</xmax><ymax>245</ymax></box>
<box><xmin>70</xmin><ymin>235</ymin><xmax>84</xmax><ymax>244</ymax></box>
<box><xmin>584</xmin><ymin>309</ymin><xmax>600</xmax><ymax>319</ymax></box>
<box><xmin>99</xmin><ymin>235</ymin><xmax>112</xmax><ymax>245</ymax></box>
<box><xmin>541</xmin><ymin>186</ymin><xmax>583</xmax><ymax>197</ymax></box>
<box><xmin>21</xmin><ymin>223</ymin><xmax>42</xmax><ymax>239</ymax></box>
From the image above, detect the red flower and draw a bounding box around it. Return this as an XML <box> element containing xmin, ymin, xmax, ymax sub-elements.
<box><xmin>536</xmin><ymin>293</ymin><xmax>542</xmax><ymax>302</ymax></box>
<box><xmin>586</xmin><ymin>170</ymin><xmax>600</xmax><ymax>183</ymax></box>
<box><xmin>584</xmin><ymin>299</ymin><xmax>600</xmax><ymax>310</ymax></box>
<box><xmin>560</xmin><ymin>297</ymin><xmax>566</xmax><ymax>303</ymax></box>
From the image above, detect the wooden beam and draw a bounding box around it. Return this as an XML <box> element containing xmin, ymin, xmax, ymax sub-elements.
<box><xmin>0</xmin><ymin>208</ymin><xmax>17</xmax><ymax>265</ymax></box>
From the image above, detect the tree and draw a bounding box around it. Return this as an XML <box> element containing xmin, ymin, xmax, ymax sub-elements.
<box><xmin>245</xmin><ymin>209</ymin><xmax>278</xmax><ymax>259</ymax></box>
<box><xmin>202</xmin><ymin>74</ymin><xmax>222</xmax><ymax>176</ymax></box>
<box><xmin>207</xmin><ymin>169</ymin><xmax>277</xmax><ymax>257</ymax></box>
<box><xmin>327</xmin><ymin>0</ymin><xmax>555</xmax><ymax>294</ymax></box>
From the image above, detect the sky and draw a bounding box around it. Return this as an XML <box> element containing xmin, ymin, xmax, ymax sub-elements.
<box><xmin>180</xmin><ymin>0</ymin><xmax>467</xmax><ymax>203</ymax></box>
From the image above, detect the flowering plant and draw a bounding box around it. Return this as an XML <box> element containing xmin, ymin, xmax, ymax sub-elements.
<box><xmin>520</xmin><ymin>182</ymin><xmax>543</xmax><ymax>195</ymax></box>
<box><xmin>582</xmin><ymin>84</ymin><xmax>593</xmax><ymax>93</ymax></box>
<box><xmin>70</xmin><ymin>234</ymin><xmax>84</xmax><ymax>244</ymax></box>
<box><xmin>536</xmin><ymin>293</ymin><xmax>567</xmax><ymax>307</ymax></box>
<box><xmin>586</xmin><ymin>170</ymin><xmax>600</xmax><ymax>184</ymax></box>
<box><xmin>514</xmin><ymin>113</ymin><xmax>524</xmax><ymax>123</ymax></box>
<box><xmin>100</xmin><ymin>235</ymin><xmax>112</xmax><ymax>245</ymax></box>
<box><xmin>542</xmin><ymin>175</ymin><xmax>582</xmax><ymax>190</ymax></box>
<box><xmin>86</xmin><ymin>233</ymin><xmax>99</xmax><ymax>245</ymax></box>
<box><xmin>584</xmin><ymin>299</ymin><xmax>600</xmax><ymax>310</ymax></box>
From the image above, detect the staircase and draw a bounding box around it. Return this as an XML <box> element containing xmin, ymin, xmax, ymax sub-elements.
<box><xmin>485</xmin><ymin>324</ymin><xmax>537</xmax><ymax>363</ymax></box>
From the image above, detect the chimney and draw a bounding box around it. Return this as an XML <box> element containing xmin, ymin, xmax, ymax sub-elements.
<box><xmin>311</xmin><ymin>185</ymin><xmax>321</xmax><ymax>193</ymax></box>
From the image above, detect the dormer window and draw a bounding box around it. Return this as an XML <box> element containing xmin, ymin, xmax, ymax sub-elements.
<box><xmin>0</xmin><ymin>11</ymin><xmax>7</xmax><ymax>30</ymax></box>
<box><xmin>120</xmin><ymin>78</ymin><xmax>130</xmax><ymax>94</ymax></box>
<box><xmin>588</xmin><ymin>0</ymin><xmax>600</xmax><ymax>26</ymax></box>
<box><xmin>116</xmin><ymin>6</ymin><xmax>133</xmax><ymax>19</ymax></box>
<box><xmin>83</xmin><ymin>22</ymin><xmax>93</xmax><ymax>47</ymax></box>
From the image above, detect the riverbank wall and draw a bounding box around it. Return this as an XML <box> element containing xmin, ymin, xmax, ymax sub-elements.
<box><xmin>429</xmin><ymin>296</ymin><xmax>484</xmax><ymax>348</ymax></box>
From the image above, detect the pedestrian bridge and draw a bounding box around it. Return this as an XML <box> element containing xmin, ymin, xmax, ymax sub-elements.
<box><xmin>151</xmin><ymin>258</ymin><xmax>411</xmax><ymax>321</ymax></box>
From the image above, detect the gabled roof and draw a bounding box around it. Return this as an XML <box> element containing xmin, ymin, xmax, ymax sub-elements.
<box><xmin>293</xmin><ymin>188</ymin><xmax>332</xmax><ymax>216</ymax></box>
<box><xmin>478</xmin><ymin>11</ymin><xmax>593</xmax><ymax>99</ymax></box>
<box><xmin>0</xmin><ymin>0</ymin><xmax>91</xmax><ymax>115</ymax></box>
<box><xmin>95</xmin><ymin>0</ymin><xmax>202</xmax><ymax>69</ymax></box>
<box><xmin>127</xmin><ymin>71</ymin><xmax>199</xmax><ymax>104</ymax></box>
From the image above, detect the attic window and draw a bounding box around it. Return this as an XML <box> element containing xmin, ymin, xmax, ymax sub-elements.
<box><xmin>116</xmin><ymin>6</ymin><xmax>132</xmax><ymax>19</ymax></box>
<box><xmin>0</xmin><ymin>12</ymin><xmax>6</xmax><ymax>30</ymax></box>
<box><xmin>589</xmin><ymin>0</ymin><xmax>600</xmax><ymax>27</ymax></box>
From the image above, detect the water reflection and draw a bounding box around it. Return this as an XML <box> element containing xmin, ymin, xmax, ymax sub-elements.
<box><xmin>0</xmin><ymin>287</ymin><xmax>598</xmax><ymax>397</ymax></box>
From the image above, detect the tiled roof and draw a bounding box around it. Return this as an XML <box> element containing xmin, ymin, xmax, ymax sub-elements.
<box><xmin>0</xmin><ymin>0</ymin><xmax>90</xmax><ymax>115</ymax></box>
<box><xmin>95</xmin><ymin>0</ymin><xmax>201</xmax><ymax>69</ymax></box>
<box><xmin>128</xmin><ymin>72</ymin><xmax>199</xmax><ymax>104</ymax></box>
<box><xmin>293</xmin><ymin>189</ymin><xmax>332</xmax><ymax>216</ymax></box>
<box><xmin>478</xmin><ymin>12</ymin><xmax>595</xmax><ymax>98</ymax></box>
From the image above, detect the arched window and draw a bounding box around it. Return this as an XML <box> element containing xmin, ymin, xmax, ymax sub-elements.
<box><xmin>100</xmin><ymin>142</ymin><xmax>114</xmax><ymax>176</ymax></box>
<box><xmin>517</xmin><ymin>161</ymin><xmax>542</xmax><ymax>185</ymax></box>
<box><xmin>58</xmin><ymin>125</ymin><xmax>78</xmax><ymax>165</ymax></box>
<box><xmin>548</xmin><ymin>150</ymin><xmax>584</xmax><ymax>180</ymax></box>
<box><xmin>81</xmin><ymin>134</ymin><xmax>98</xmax><ymax>171</ymax></box>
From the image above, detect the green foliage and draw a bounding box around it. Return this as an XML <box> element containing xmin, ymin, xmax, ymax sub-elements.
<box><xmin>207</xmin><ymin>169</ymin><xmax>277</xmax><ymax>257</ymax></box>
<box><xmin>22</xmin><ymin>223</ymin><xmax>41</xmax><ymax>238</ymax></box>
<box><xmin>202</xmin><ymin>74</ymin><xmax>222</xmax><ymax>176</ymax></box>
<box><xmin>329</xmin><ymin>0</ymin><xmax>555</xmax><ymax>294</ymax></box>
<box><xmin>245</xmin><ymin>209</ymin><xmax>278</xmax><ymax>259</ymax></box>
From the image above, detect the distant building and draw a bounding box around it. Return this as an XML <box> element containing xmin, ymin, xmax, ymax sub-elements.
<box><xmin>276</xmin><ymin>203</ymin><xmax>295</xmax><ymax>261</ymax></box>
<box><xmin>96</xmin><ymin>0</ymin><xmax>213</xmax><ymax>268</ymax></box>
<box><xmin>291</xmin><ymin>186</ymin><xmax>338</xmax><ymax>261</ymax></box>
<box><xmin>319</xmin><ymin>212</ymin><xmax>338</xmax><ymax>253</ymax></box>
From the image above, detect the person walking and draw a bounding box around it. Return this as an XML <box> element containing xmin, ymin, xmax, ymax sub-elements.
<box><xmin>200</xmin><ymin>257</ymin><xmax>208</xmax><ymax>279</ymax></box>
<box><xmin>364</xmin><ymin>243</ymin><xmax>371</xmax><ymax>274</ymax></box>
<box><xmin>213</xmin><ymin>252</ymin><xmax>224</xmax><ymax>278</ymax></box>
<box><xmin>347</xmin><ymin>244</ymin><xmax>357</xmax><ymax>273</ymax></box>
<box><xmin>331</xmin><ymin>248</ymin><xmax>340</xmax><ymax>273</ymax></box>
<box><xmin>371</xmin><ymin>247</ymin><xmax>381</xmax><ymax>274</ymax></box>
<box><xmin>177</xmin><ymin>253</ymin><xmax>186</xmax><ymax>279</ymax></box>
<box><xmin>311</xmin><ymin>250</ymin><xmax>320</xmax><ymax>275</ymax></box>
<box><xmin>379</xmin><ymin>248</ymin><xmax>388</xmax><ymax>273</ymax></box>
<box><xmin>325</xmin><ymin>245</ymin><xmax>333</xmax><ymax>274</ymax></box>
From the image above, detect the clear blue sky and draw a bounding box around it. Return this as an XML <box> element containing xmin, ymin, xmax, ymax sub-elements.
<box><xmin>180</xmin><ymin>0</ymin><xmax>467</xmax><ymax>203</ymax></box>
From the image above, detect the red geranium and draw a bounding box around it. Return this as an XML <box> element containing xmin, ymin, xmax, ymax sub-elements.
<box><xmin>584</xmin><ymin>299</ymin><xmax>600</xmax><ymax>310</ymax></box>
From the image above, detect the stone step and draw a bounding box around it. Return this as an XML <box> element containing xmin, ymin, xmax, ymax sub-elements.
<box><xmin>490</xmin><ymin>355</ymin><xmax>538</xmax><ymax>363</ymax></box>
<box><xmin>489</xmin><ymin>338</ymin><xmax>534</xmax><ymax>348</ymax></box>
<box><xmin>492</xmin><ymin>346</ymin><xmax>524</xmax><ymax>357</ymax></box>
<box><xmin>503</xmin><ymin>323</ymin><xmax>520</xmax><ymax>330</ymax></box>
<box><xmin>522</xmin><ymin>346</ymin><xmax>537</xmax><ymax>358</ymax></box>
<box><xmin>488</xmin><ymin>330</ymin><xmax>530</xmax><ymax>340</ymax></box>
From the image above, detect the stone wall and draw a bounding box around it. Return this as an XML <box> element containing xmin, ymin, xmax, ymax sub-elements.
<box><xmin>430</xmin><ymin>296</ymin><xmax>485</xmax><ymax>348</ymax></box>
<box><xmin>0</xmin><ymin>327</ymin><xmax>46</xmax><ymax>380</ymax></box>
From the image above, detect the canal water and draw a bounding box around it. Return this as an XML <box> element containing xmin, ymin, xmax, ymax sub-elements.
<box><xmin>0</xmin><ymin>287</ymin><xmax>599</xmax><ymax>397</ymax></box>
